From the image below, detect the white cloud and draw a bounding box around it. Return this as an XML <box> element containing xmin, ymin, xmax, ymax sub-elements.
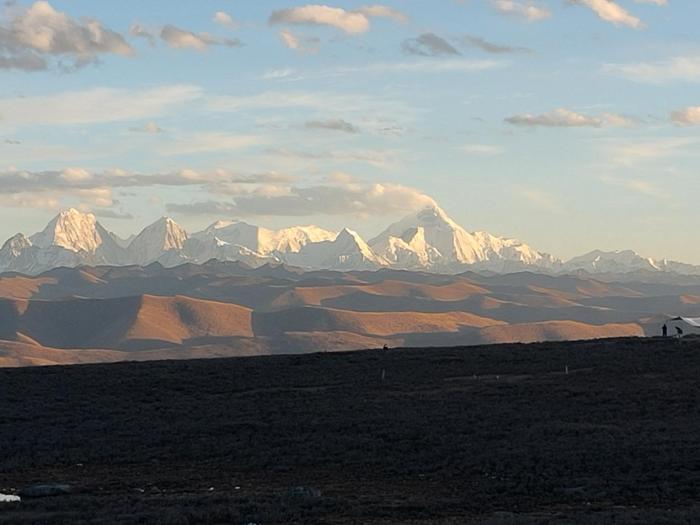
<box><xmin>160</xmin><ymin>25</ymin><xmax>241</xmax><ymax>50</ymax></box>
<box><xmin>602</xmin><ymin>137</ymin><xmax>697</xmax><ymax>166</ymax></box>
<box><xmin>634</xmin><ymin>0</ymin><xmax>667</xmax><ymax>5</ymax></box>
<box><xmin>268</xmin><ymin>4</ymin><xmax>406</xmax><ymax>35</ymax></box>
<box><xmin>267</xmin><ymin>147</ymin><xmax>396</xmax><ymax>168</ymax></box>
<box><xmin>505</xmin><ymin>108</ymin><xmax>635</xmax><ymax>128</ymax></box>
<box><xmin>460</xmin><ymin>144</ymin><xmax>504</xmax><ymax>156</ymax></box>
<box><xmin>129</xmin><ymin>23</ymin><xmax>156</xmax><ymax>46</ymax></box>
<box><xmin>356</xmin><ymin>5</ymin><xmax>408</xmax><ymax>23</ymax></box>
<box><xmin>156</xmin><ymin>133</ymin><xmax>264</xmax><ymax>156</ymax></box>
<box><xmin>461</xmin><ymin>34</ymin><xmax>532</xmax><ymax>54</ymax></box>
<box><xmin>279</xmin><ymin>29</ymin><xmax>319</xmax><ymax>53</ymax></box>
<box><xmin>75</xmin><ymin>187</ymin><xmax>114</xmax><ymax>207</ymax></box>
<box><xmin>603</xmin><ymin>56</ymin><xmax>700</xmax><ymax>83</ymax></box>
<box><xmin>306</xmin><ymin>118</ymin><xmax>360</xmax><ymax>133</ymax></box>
<box><xmin>0</xmin><ymin>167</ymin><xmax>293</xmax><ymax>215</ymax></box>
<box><xmin>570</xmin><ymin>0</ymin><xmax>644</xmax><ymax>29</ymax></box>
<box><xmin>491</xmin><ymin>0</ymin><xmax>551</xmax><ymax>21</ymax></box>
<box><xmin>0</xmin><ymin>193</ymin><xmax>61</xmax><ymax>210</ymax></box>
<box><xmin>671</xmin><ymin>106</ymin><xmax>700</xmax><ymax>126</ymax></box>
<box><xmin>213</xmin><ymin>11</ymin><xmax>238</xmax><ymax>29</ymax></box>
<box><xmin>167</xmin><ymin>181</ymin><xmax>436</xmax><ymax>217</ymax></box>
<box><xmin>129</xmin><ymin>122</ymin><xmax>165</xmax><ymax>134</ymax></box>
<box><xmin>280</xmin><ymin>29</ymin><xmax>300</xmax><ymax>49</ymax></box>
<box><xmin>0</xmin><ymin>0</ymin><xmax>132</xmax><ymax>70</ymax></box>
<box><xmin>600</xmin><ymin>113</ymin><xmax>637</xmax><ymax>127</ymax></box>
<box><xmin>0</xmin><ymin>167</ymin><xmax>296</xmax><ymax>214</ymax></box>
<box><xmin>0</xmin><ymin>85</ymin><xmax>202</xmax><ymax>128</ymax></box>
<box><xmin>600</xmin><ymin>176</ymin><xmax>668</xmax><ymax>198</ymax></box>
<box><xmin>60</xmin><ymin>167</ymin><xmax>92</xmax><ymax>182</ymax></box>
<box><xmin>519</xmin><ymin>187</ymin><xmax>563</xmax><ymax>213</ymax></box>
<box><xmin>262</xmin><ymin>68</ymin><xmax>295</xmax><ymax>80</ymax></box>
<box><xmin>206</xmin><ymin>91</ymin><xmax>411</xmax><ymax>122</ymax></box>
<box><xmin>336</xmin><ymin>59</ymin><xmax>503</xmax><ymax>74</ymax></box>
<box><xmin>403</xmin><ymin>33</ymin><xmax>460</xmax><ymax>57</ymax></box>
<box><xmin>269</xmin><ymin>5</ymin><xmax>370</xmax><ymax>34</ymax></box>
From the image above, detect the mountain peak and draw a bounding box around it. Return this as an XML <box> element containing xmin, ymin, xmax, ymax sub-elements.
<box><xmin>289</xmin><ymin>227</ymin><xmax>387</xmax><ymax>270</ymax></box>
<box><xmin>59</xmin><ymin>207</ymin><xmax>93</xmax><ymax>219</ymax></box>
<box><xmin>415</xmin><ymin>203</ymin><xmax>453</xmax><ymax>221</ymax></box>
<box><xmin>128</xmin><ymin>216</ymin><xmax>189</xmax><ymax>265</ymax></box>
<box><xmin>338</xmin><ymin>227</ymin><xmax>360</xmax><ymax>238</ymax></box>
<box><xmin>370</xmin><ymin>205</ymin><xmax>557</xmax><ymax>270</ymax></box>
<box><xmin>2</xmin><ymin>233</ymin><xmax>32</xmax><ymax>255</ymax></box>
<box><xmin>143</xmin><ymin>217</ymin><xmax>187</xmax><ymax>245</ymax></box>
<box><xmin>2</xmin><ymin>204</ymin><xmax>697</xmax><ymax>277</ymax></box>
<box><xmin>563</xmin><ymin>249</ymin><xmax>661</xmax><ymax>273</ymax></box>
<box><xmin>31</xmin><ymin>208</ymin><xmax>103</xmax><ymax>253</ymax></box>
<box><xmin>153</xmin><ymin>216</ymin><xmax>180</xmax><ymax>227</ymax></box>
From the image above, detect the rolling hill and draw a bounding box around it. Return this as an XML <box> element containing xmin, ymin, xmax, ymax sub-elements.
<box><xmin>0</xmin><ymin>262</ymin><xmax>696</xmax><ymax>367</ymax></box>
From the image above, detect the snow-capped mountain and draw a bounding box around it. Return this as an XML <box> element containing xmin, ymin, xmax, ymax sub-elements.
<box><xmin>0</xmin><ymin>209</ymin><xmax>129</xmax><ymax>273</ymax></box>
<box><xmin>288</xmin><ymin>228</ymin><xmax>389</xmax><ymax>271</ymax></box>
<box><xmin>0</xmin><ymin>234</ymin><xmax>50</xmax><ymax>275</ymax></box>
<box><xmin>183</xmin><ymin>235</ymin><xmax>279</xmax><ymax>268</ymax></box>
<box><xmin>128</xmin><ymin>217</ymin><xmax>189</xmax><ymax>266</ymax></box>
<box><xmin>563</xmin><ymin>250</ymin><xmax>660</xmax><ymax>274</ymax></box>
<box><xmin>562</xmin><ymin>250</ymin><xmax>700</xmax><ymax>276</ymax></box>
<box><xmin>370</xmin><ymin>205</ymin><xmax>558</xmax><ymax>272</ymax></box>
<box><xmin>191</xmin><ymin>220</ymin><xmax>336</xmax><ymax>256</ymax></box>
<box><xmin>0</xmin><ymin>205</ymin><xmax>698</xmax><ymax>277</ymax></box>
<box><xmin>31</xmin><ymin>208</ymin><xmax>129</xmax><ymax>264</ymax></box>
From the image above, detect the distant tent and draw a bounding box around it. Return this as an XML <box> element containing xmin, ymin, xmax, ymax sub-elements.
<box><xmin>669</xmin><ymin>317</ymin><xmax>700</xmax><ymax>328</ymax></box>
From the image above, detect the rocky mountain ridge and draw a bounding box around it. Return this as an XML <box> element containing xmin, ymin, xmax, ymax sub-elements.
<box><xmin>0</xmin><ymin>206</ymin><xmax>697</xmax><ymax>277</ymax></box>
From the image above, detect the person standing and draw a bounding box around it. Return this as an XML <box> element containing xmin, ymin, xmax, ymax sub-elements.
<box><xmin>662</xmin><ymin>324</ymin><xmax>668</xmax><ymax>337</ymax></box>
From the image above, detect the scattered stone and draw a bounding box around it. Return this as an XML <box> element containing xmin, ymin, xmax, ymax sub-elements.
<box><xmin>18</xmin><ymin>484</ymin><xmax>71</xmax><ymax>498</ymax></box>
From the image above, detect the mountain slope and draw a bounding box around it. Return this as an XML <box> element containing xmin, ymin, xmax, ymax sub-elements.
<box><xmin>193</xmin><ymin>220</ymin><xmax>336</xmax><ymax>255</ymax></box>
<box><xmin>0</xmin><ymin>210</ymin><xmax>130</xmax><ymax>274</ymax></box>
<box><xmin>563</xmin><ymin>250</ymin><xmax>700</xmax><ymax>276</ymax></box>
<box><xmin>0</xmin><ymin>295</ymin><xmax>253</xmax><ymax>350</ymax></box>
<box><xmin>290</xmin><ymin>228</ymin><xmax>389</xmax><ymax>271</ymax></box>
<box><xmin>128</xmin><ymin>217</ymin><xmax>189</xmax><ymax>266</ymax></box>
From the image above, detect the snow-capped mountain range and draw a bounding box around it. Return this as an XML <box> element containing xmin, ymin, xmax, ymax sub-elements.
<box><xmin>0</xmin><ymin>206</ymin><xmax>698</xmax><ymax>277</ymax></box>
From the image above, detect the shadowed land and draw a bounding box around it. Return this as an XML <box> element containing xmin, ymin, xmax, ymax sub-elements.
<box><xmin>2</xmin><ymin>337</ymin><xmax>700</xmax><ymax>523</ymax></box>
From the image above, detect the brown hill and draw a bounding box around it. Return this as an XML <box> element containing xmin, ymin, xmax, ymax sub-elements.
<box><xmin>476</xmin><ymin>320</ymin><xmax>644</xmax><ymax>344</ymax></box>
<box><xmin>254</xmin><ymin>306</ymin><xmax>504</xmax><ymax>337</ymax></box>
<box><xmin>0</xmin><ymin>295</ymin><xmax>252</xmax><ymax>351</ymax></box>
<box><xmin>0</xmin><ymin>340</ymin><xmax>125</xmax><ymax>367</ymax></box>
<box><xmin>0</xmin><ymin>264</ymin><xmax>695</xmax><ymax>367</ymax></box>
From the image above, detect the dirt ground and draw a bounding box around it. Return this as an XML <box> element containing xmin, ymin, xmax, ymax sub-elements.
<box><xmin>2</xmin><ymin>336</ymin><xmax>700</xmax><ymax>524</ymax></box>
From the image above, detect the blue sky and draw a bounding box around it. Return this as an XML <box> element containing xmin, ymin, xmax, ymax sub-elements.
<box><xmin>1</xmin><ymin>0</ymin><xmax>699</xmax><ymax>262</ymax></box>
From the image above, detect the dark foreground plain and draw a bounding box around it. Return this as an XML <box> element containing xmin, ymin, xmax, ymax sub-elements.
<box><xmin>2</xmin><ymin>337</ymin><xmax>700</xmax><ymax>524</ymax></box>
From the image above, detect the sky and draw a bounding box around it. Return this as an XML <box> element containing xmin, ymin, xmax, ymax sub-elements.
<box><xmin>0</xmin><ymin>0</ymin><xmax>699</xmax><ymax>263</ymax></box>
